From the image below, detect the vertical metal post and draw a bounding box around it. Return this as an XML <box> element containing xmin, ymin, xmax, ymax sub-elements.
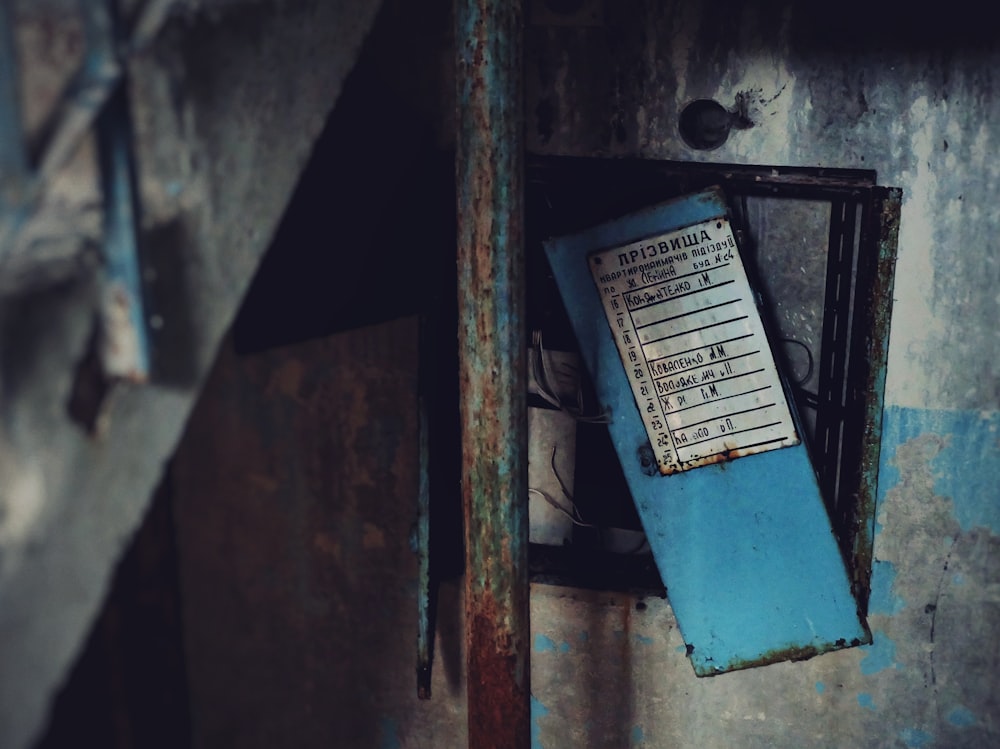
<box><xmin>456</xmin><ymin>1</ymin><xmax>528</xmax><ymax>747</ymax></box>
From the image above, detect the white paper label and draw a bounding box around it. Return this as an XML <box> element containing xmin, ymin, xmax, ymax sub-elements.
<box><xmin>589</xmin><ymin>216</ymin><xmax>799</xmax><ymax>475</ymax></box>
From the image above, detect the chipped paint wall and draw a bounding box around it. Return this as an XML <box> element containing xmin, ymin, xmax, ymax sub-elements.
<box><xmin>523</xmin><ymin>1</ymin><xmax>999</xmax><ymax>747</ymax></box>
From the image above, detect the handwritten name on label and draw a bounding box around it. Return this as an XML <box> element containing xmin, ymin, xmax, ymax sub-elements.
<box><xmin>589</xmin><ymin>217</ymin><xmax>799</xmax><ymax>475</ymax></box>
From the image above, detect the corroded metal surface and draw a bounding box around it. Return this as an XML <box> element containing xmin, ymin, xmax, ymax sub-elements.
<box><xmin>850</xmin><ymin>187</ymin><xmax>902</xmax><ymax>612</ymax></box>
<box><xmin>456</xmin><ymin>0</ymin><xmax>529</xmax><ymax>745</ymax></box>
<box><xmin>172</xmin><ymin>321</ymin><xmax>450</xmax><ymax>748</ymax></box>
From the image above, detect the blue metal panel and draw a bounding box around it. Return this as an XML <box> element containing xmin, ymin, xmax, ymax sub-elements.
<box><xmin>545</xmin><ymin>188</ymin><xmax>868</xmax><ymax>675</ymax></box>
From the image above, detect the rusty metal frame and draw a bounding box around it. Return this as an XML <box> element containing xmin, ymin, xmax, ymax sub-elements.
<box><xmin>456</xmin><ymin>0</ymin><xmax>529</xmax><ymax>746</ymax></box>
<box><xmin>842</xmin><ymin>186</ymin><xmax>901</xmax><ymax>613</ymax></box>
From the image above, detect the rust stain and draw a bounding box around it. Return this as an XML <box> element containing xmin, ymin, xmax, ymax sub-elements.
<box><xmin>849</xmin><ymin>187</ymin><xmax>901</xmax><ymax>614</ymax></box>
<box><xmin>312</xmin><ymin>531</ymin><xmax>341</xmax><ymax>560</ymax></box>
<box><xmin>266</xmin><ymin>358</ymin><xmax>305</xmax><ymax>401</ymax></box>
<box><xmin>467</xmin><ymin>595</ymin><xmax>530</xmax><ymax>749</ymax></box>
<box><xmin>457</xmin><ymin>0</ymin><xmax>529</xmax><ymax>744</ymax></box>
<box><xmin>697</xmin><ymin>636</ymin><xmax>866</xmax><ymax>676</ymax></box>
<box><xmin>247</xmin><ymin>473</ymin><xmax>279</xmax><ymax>492</ymax></box>
<box><xmin>361</xmin><ymin>522</ymin><xmax>386</xmax><ymax>550</ymax></box>
<box><xmin>657</xmin><ymin>438</ymin><xmax>798</xmax><ymax>475</ymax></box>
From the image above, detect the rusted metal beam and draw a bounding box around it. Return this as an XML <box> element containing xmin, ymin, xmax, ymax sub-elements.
<box><xmin>849</xmin><ymin>186</ymin><xmax>901</xmax><ymax>613</ymax></box>
<box><xmin>456</xmin><ymin>0</ymin><xmax>529</xmax><ymax>746</ymax></box>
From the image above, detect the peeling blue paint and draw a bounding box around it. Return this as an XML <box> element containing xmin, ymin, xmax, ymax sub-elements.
<box><xmin>880</xmin><ymin>407</ymin><xmax>1000</xmax><ymax>533</ymax></box>
<box><xmin>899</xmin><ymin>727</ymin><xmax>933</xmax><ymax>747</ymax></box>
<box><xmin>869</xmin><ymin>560</ymin><xmax>906</xmax><ymax>615</ymax></box>
<box><xmin>531</xmin><ymin>695</ymin><xmax>550</xmax><ymax>749</ymax></box>
<box><xmin>815</xmin><ymin>681</ymin><xmax>826</xmax><ymax>694</ymax></box>
<box><xmin>534</xmin><ymin>634</ymin><xmax>558</xmax><ymax>653</ymax></box>
<box><xmin>378</xmin><ymin>717</ymin><xmax>401</xmax><ymax>749</ymax></box>
<box><xmin>860</xmin><ymin>630</ymin><xmax>898</xmax><ymax>675</ymax></box>
<box><xmin>534</xmin><ymin>633</ymin><xmax>570</xmax><ymax>654</ymax></box>
<box><xmin>857</xmin><ymin>693</ymin><xmax>877</xmax><ymax>711</ymax></box>
<box><xmin>630</xmin><ymin>724</ymin><xmax>646</xmax><ymax>746</ymax></box>
<box><xmin>952</xmin><ymin>573</ymin><xmax>965</xmax><ymax>586</ymax></box>
<box><xmin>947</xmin><ymin>706</ymin><xmax>977</xmax><ymax>727</ymax></box>
<box><xmin>635</xmin><ymin>634</ymin><xmax>654</xmax><ymax>645</ymax></box>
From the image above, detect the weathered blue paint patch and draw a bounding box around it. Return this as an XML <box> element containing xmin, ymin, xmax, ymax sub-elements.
<box><xmin>630</xmin><ymin>724</ymin><xmax>646</xmax><ymax>746</ymax></box>
<box><xmin>635</xmin><ymin>634</ymin><xmax>654</xmax><ymax>645</ymax></box>
<box><xmin>815</xmin><ymin>681</ymin><xmax>826</xmax><ymax>694</ymax></box>
<box><xmin>534</xmin><ymin>634</ymin><xmax>558</xmax><ymax>653</ymax></box>
<box><xmin>857</xmin><ymin>693</ymin><xmax>877</xmax><ymax>711</ymax></box>
<box><xmin>531</xmin><ymin>695</ymin><xmax>550</xmax><ymax>749</ymax></box>
<box><xmin>860</xmin><ymin>630</ymin><xmax>898</xmax><ymax>675</ymax></box>
<box><xmin>880</xmin><ymin>407</ymin><xmax>1000</xmax><ymax>533</ymax></box>
<box><xmin>899</xmin><ymin>727</ymin><xmax>933</xmax><ymax>747</ymax></box>
<box><xmin>952</xmin><ymin>573</ymin><xmax>965</xmax><ymax>586</ymax></box>
<box><xmin>869</xmin><ymin>560</ymin><xmax>906</xmax><ymax>615</ymax></box>
<box><xmin>378</xmin><ymin>717</ymin><xmax>401</xmax><ymax>749</ymax></box>
<box><xmin>535</xmin><ymin>633</ymin><xmax>569</xmax><ymax>653</ymax></box>
<box><xmin>947</xmin><ymin>706</ymin><xmax>977</xmax><ymax>727</ymax></box>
